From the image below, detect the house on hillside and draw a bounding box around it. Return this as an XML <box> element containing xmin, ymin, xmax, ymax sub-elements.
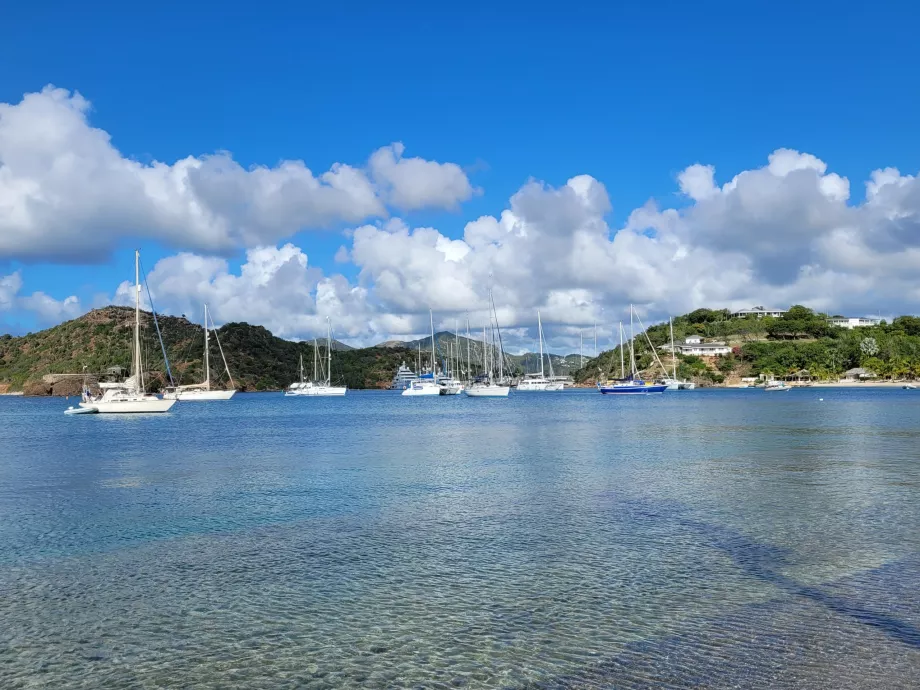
<box><xmin>663</xmin><ymin>336</ymin><xmax>732</xmax><ymax>356</ymax></box>
<box><xmin>731</xmin><ymin>306</ymin><xmax>787</xmax><ymax>319</ymax></box>
<box><xmin>843</xmin><ymin>367</ymin><xmax>876</xmax><ymax>381</ymax></box>
<box><xmin>827</xmin><ymin>316</ymin><xmax>882</xmax><ymax>329</ymax></box>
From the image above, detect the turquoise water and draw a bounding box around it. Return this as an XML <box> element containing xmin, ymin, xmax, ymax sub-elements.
<box><xmin>0</xmin><ymin>389</ymin><xmax>918</xmax><ymax>688</ymax></box>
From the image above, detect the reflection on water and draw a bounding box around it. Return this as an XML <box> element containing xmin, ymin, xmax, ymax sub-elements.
<box><xmin>0</xmin><ymin>389</ymin><xmax>918</xmax><ymax>688</ymax></box>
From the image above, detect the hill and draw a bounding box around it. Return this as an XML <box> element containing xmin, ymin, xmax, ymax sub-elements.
<box><xmin>0</xmin><ymin>307</ymin><xmax>409</xmax><ymax>394</ymax></box>
<box><xmin>377</xmin><ymin>331</ymin><xmax>579</xmax><ymax>376</ymax></box>
<box><xmin>573</xmin><ymin>306</ymin><xmax>920</xmax><ymax>385</ymax></box>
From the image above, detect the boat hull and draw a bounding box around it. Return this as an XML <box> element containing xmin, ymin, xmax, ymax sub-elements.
<box><xmin>286</xmin><ymin>386</ymin><xmax>347</xmax><ymax>397</ymax></box>
<box><xmin>402</xmin><ymin>384</ymin><xmax>440</xmax><ymax>396</ymax></box>
<box><xmin>80</xmin><ymin>398</ymin><xmax>176</xmax><ymax>413</ymax></box>
<box><xmin>164</xmin><ymin>389</ymin><xmax>236</xmax><ymax>401</ymax></box>
<box><xmin>597</xmin><ymin>384</ymin><xmax>668</xmax><ymax>395</ymax></box>
<box><xmin>465</xmin><ymin>386</ymin><xmax>510</xmax><ymax>397</ymax></box>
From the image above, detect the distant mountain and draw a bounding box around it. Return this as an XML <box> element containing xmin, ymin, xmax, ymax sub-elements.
<box><xmin>374</xmin><ymin>331</ymin><xmax>578</xmax><ymax>376</ymax></box>
<box><xmin>0</xmin><ymin>307</ymin><xmax>407</xmax><ymax>394</ymax></box>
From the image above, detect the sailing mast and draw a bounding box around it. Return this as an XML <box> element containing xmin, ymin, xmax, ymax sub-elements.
<box><xmin>619</xmin><ymin>322</ymin><xmax>625</xmax><ymax>379</ymax></box>
<box><xmin>466</xmin><ymin>316</ymin><xmax>472</xmax><ymax>381</ymax></box>
<box><xmin>326</xmin><ymin>317</ymin><xmax>333</xmax><ymax>386</ymax></box>
<box><xmin>537</xmin><ymin>311</ymin><xmax>545</xmax><ymax>379</ymax></box>
<box><xmin>629</xmin><ymin>305</ymin><xmax>637</xmax><ymax>379</ymax></box>
<box><xmin>313</xmin><ymin>338</ymin><xmax>319</xmax><ymax>384</ymax></box>
<box><xmin>133</xmin><ymin>249</ymin><xmax>144</xmax><ymax>393</ymax></box>
<box><xmin>669</xmin><ymin>316</ymin><xmax>677</xmax><ymax>380</ymax></box>
<box><xmin>203</xmin><ymin>304</ymin><xmax>211</xmax><ymax>390</ymax></box>
<box><xmin>429</xmin><ymin>309</ymin><xmax>436</xmax><ymax>377</ymax></box>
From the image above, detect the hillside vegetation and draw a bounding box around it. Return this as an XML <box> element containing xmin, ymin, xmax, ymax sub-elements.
<box><xmin>575</xmin><ymin>306</ymin><xmax>920</xmax><ymax>385</ymax></box>
<box><xmin>0</xmin><ymin>307</ymin><xmax>413</xmax><ymax>393</ymax></box>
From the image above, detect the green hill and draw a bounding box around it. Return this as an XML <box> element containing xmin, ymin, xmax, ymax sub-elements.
<box><xmin>574</xmin><ymin>306</ymin><xmax>920</xmax><ymax>385</ymax></box>
<box><xmin>0</xmin><ymin>307</ymin><xmax>411</xmax><ymax>394</ymax></box>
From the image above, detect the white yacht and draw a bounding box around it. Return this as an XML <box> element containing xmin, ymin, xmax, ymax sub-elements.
<box><xmin>285</xmin><ymin>319</ymin><xmax>347</xmax><ymax>396</ymax></box>
<box><xmin>466</xmin><ymin>289</ymin><xmax>510</xmax><ymax>398</ymax></box>
<box><xmin>163</xmin><ymin>304</ymin><xmax>236</xmax><ymax>401</ymax></box>
<box><xmin>403</xmin><ymin>311</ymin><xmax>442</xmax><ymax>397</ymax></box>
<box><xmin>390</xmin><ymin>362</ymin><xmax>419</xmax><ymax>390</ymax></box>
<box><xmin>516</xmin><ymin>311</ymin><xmax>563</xmax><ymax>391</ymax></box>
<box><xmin>74</xmin><ymin>251</ymin><xmax>176</xmax><ymax>414</ymax></box>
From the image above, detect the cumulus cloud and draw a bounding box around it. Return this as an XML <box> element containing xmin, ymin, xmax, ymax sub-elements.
<box><xmin>368</xmin><ymin>142</ymin><xmax>478</xmax><ymax>211</ymax></box>
<box><xmin>0</xmin><ymin>87</ymin><xmax>476</xmax><ymax>262</ymax></box>
<box><xmin>0</xmin><ymin>271</ymin><xmax>82</xmax><ymax>324</ymax></box>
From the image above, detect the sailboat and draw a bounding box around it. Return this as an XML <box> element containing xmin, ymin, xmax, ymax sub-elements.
<box><xmin>517</xmin><ymin>311</ymin><xmax>563</xmax><ymax>391</ymax></box>
<box><xmin>75</xmin><ymin>251</ymin><xmax>177</xmax><ymax>413</ymax></box>
<box><xmin>659</xmin><ymin>316</ymin><xmax>695</xmax><ymax>391</ymax></box>
<box><xmin>403</xmin><ymin>310</ymin><xmax>441</xmax><ymax>396</ymax></box>
<box><xmin>285</xmin><ymin>319</ymin><xmax>347</xmax><ymax>396</ymax></box>
<box><xmin>438</xmin><ymin>337</ymin><xmax>464</xmax><ymax>395</ymax></box>
<box><xmin>597</xmin><ymin>306</ymin><xmax>667</xmax><ymax>395</ymax></box>
<box><xmin>163</xmin><ymin>304</ymin><xmax>236</xmax><ymax>400</ymax></box>
<box><xmin>466</xmin><ymin>289</ymin><xmax>510</xmax><ymax>397</ymax></box>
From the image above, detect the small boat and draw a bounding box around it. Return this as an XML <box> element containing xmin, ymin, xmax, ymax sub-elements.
<box><xmin>285</xmin><ymin>319</ymin><xmax>347</xmax><ymax>396</ymax></box>
<box><xmin>438</xmin><ymin>377</ymin><xmax>464</xmax><ymax>395</ymax></box>
<box><xmin>903</xmin><ymin>384</ymin><xmax>917</xmax><ymax>390</ymax></box>
<box><xmin>75</xmin><ymin>251</ymin><xmax>177</xmax><ymax>414</ymax></box>
<box><xmin>516</xmin><ymin>312</ymin><xmax>564</xmax><ymax>391</ymax></box>
<box><xmin>764</xmin><ymin>381</ymin><xmax>791</xmax><ymax>392</ymax></box>
<box><xmin>598</xmin><ymin>309</ymin><xmax>667</xmax><ymax>395</ymax></box>
<box><xmin>465</xmin><ymin>290</ymin><xmax>511</xmax><ymax>398</ymax></box>
<box><xmin>163</xmin><ymin>304</ymin><xmax>236</xmax><ymax>401</ymax></box>
<box><xmin>403</xmin><ymin>311</ymin><xmax>442</xmax><ymax>397</ymax></box>
<box><xmin>64</xmin><ymin>405</ymin><xmax>97</xmax><ymax>415</ymax></box>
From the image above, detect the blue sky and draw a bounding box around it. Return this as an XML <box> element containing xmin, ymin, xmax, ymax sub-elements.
<box><xmin>1</xmin><ymin>1</ymin><xmax>919</xmax><ymax>343</ymax></box>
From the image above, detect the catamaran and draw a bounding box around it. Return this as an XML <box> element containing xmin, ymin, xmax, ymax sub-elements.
<box><xmin>659</xmin><ymin>316</ymin><xmax>695</xmax><ymax>391</ymax></box>
<box><xmin>285</xmin><ymin>318</ymin><xmax>347</xmax><ymax>396</ymax></box>
<box><xmin>403</xmin><ymin>310</ymin><xmax>441</xmax><ymax>396</ymax></box>
<box><xmin>163</xmin><ymin>304</ymin><xmax>236</xmax><ymax>401</ymax></box>
<box><xmin>466</xmin><ymin>290</ymin><xmax>510</xmax><ymax>397</ymax></box>
<box><xmin>597</xmin><ymin>306</ymin><xmax>667</xmax><ymax>395</ymax></box>
<box><xmin>73</xmin><ymin>251</ymin><xmax>177</xmax><ymax>414</ymax></box>
<box><xmin>517</xmin><ymin>311</ymin><xmax>563</xmax><ymax>391</ymax></box>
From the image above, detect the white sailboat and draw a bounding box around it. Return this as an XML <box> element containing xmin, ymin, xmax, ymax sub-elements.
<box><xmin>403</xmin><ymin>310</ymin><xmax>440</xmax><ymax>396</ymax></box>
<box><xmin>163</xmin><ymin>304</ymin><xmax>236</xmax><ymax>401</ymax></box>
<box><xmin>660</xmin><ymin>316</ymin><xmax>696</xmax><ymax>391</ymax></box>
<box><xmin>517</xmin><ymin>311</ymin><xmax>563</xmax><ymax>391</ymax></box>
<box><xmin>466</xmin><ymin>289</ymin><xmax>510</xmax><ymax>397</ymax></box>
<box><xmin>75</xmin><ymin>251</ymin><xmax>176</xmax><ymax>414</ymax></box>
<box><xmin>285</xmin><ymin>318</ymin><xmax>347</xmax><ymax>396</ymax></box>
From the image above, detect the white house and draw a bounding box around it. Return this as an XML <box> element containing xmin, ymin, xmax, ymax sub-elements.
<box><xmin>731</xmin><ymin>306</ymin><xmax>787</xmax><ymax>319</ymax></box>
<box><xmin>673</xmin><ymin>337</ymin><xmax>732</xmax><ymax>356</ymax></box>
<box><xmin>827</xmin><ymin>316</ymin><xmax>882</xmax><ymax>329</ymax></box>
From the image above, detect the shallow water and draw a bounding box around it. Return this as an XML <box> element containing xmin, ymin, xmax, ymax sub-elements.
<box><xmin>0</xmin><ymin>389</ymin><xmax>918</xmax><ymax>688</ymax></box>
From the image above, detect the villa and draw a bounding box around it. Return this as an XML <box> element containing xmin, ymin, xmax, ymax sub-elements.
<box><xmin>662</xmin><ymin>335</ymin><xmax>732</xmax><ymax>357</ymax></box>
<box><xmin>827</xmin><ymin>316</ymin><xmax>882</xmax><ymax>329</ymax></box>
<box><xmin>731</xmin><ymin>306</ymin><xmax>788</xmax><ymax>319</ymax></box>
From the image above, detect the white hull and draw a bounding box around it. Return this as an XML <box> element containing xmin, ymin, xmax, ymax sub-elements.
<box><xmin>466</xmin><ymin>385</ymin><xmax>510</xmax><ymax>397</ymax></box>
<box><xmin>164</xmin><ymin>389</ymin><xmax>236</xmax><ymax>401</ymax></box>
<box><xmin>285</xmin><ymin>386</ymin><xmax>347</xmax><ymax>397</ymax></box>
<box><xmin>517</xmin><ymin>381</ymin><xmax>549</xmax><ymax>391</ymax></box>
<box><xmin>80</xmin><ymin>398</ymin><xmax>176</xmax><ymax>414</ymax></box>
<box><xmin>402</xmin><ymin>382</ymin><xmax>441</xmax><ymax>396</ymax></box>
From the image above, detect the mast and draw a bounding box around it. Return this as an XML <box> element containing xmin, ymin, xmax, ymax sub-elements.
<box><xmin>629</xmin><ymin>305</ymin><xmax>637</xmax><ymax>378</ymax></box>
<box><xmin>326</xmin><ymin>317</ymin><xmax>332</xmax><ymax>386</ymax></box>
<box><xmin>619</xmin><ymin>322</ymin><xmax>625</xmax><ymax>379</ymax></box>
<box><xmin>466</xmin><ymin>316</ymin><xmax>472</xmax><ymax>381</ymax></box>
<box><xmin>482</xmin><ymin>324</ymin><xmax>488</xmax><ymax>379</ymax></box>
<box><xmin>538</xmin><ymin>311</ymin><xmax>545</xmax><ymax>379</ymax></box>
<box><xmin>489</xmin><ymin>288</ymin><xmax>505</xmax><ymax>383</ymax></box>
<box><xmin>134</xmin><ymin>249</ymin><xmax>143</xmax><ymax>393</ymax></box>
<box><xmin>669</xmin><ymin>316</ymin><xmax>677</xmax><ymax>380</ymax></box>
<box><xmin>210</xmin><ymin>309</ymin><xmax>234</xmax><ymax>390</ymax></box>
<box><xmin>455</xmin><ymin>320</ymin><xmax>460</xmax><ymax>380</ymax></box>
<box><xmin>203</xmin><ymin>304</ymin><xmax>210</xmax><ymax>390</ymax></box>
<box><xmin>430</xmin><ymin>309</ymin><xmax>436</xmax><ymax>377</ymax></box>
<box><xmin>299</xmin><ymin>353</ymin><xmax>304</xmax><ymax>385</ymax></box>
<box><xmin>313</xmin><ymin>338</ymin><xmax>319</xmax><ymax>383</ymax></box>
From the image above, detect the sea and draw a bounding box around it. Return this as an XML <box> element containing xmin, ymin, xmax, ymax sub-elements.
<box><xmin>0</xmin><ymin>389</ymin><xmax>918</xmax><ymax>689</ymax></box>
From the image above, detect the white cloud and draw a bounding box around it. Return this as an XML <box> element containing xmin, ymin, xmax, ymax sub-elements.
<box><xmin>0</xmin><ymin>270</ymin><xmax>82</xmax><ymax>323</ymax></box>
<box><xmin>0</xmin><ymin>87</ymin><xmax>476</xmax><ymax>262</ymax></box>
<box><xmin>10</xmin><ymin>145</ymin><xmax>920</xmax><ymax>353</ymax></box>
<box><xmin>368</xmin><ymin>142</ymin><xmax>478</xmax><ymax>211</ymax></box>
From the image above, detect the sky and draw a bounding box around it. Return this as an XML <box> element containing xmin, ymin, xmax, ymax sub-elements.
<box><xmin>1</xmin><ymin>0</ymin><xmax>919</xmax><ymax>351</ymax></box>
